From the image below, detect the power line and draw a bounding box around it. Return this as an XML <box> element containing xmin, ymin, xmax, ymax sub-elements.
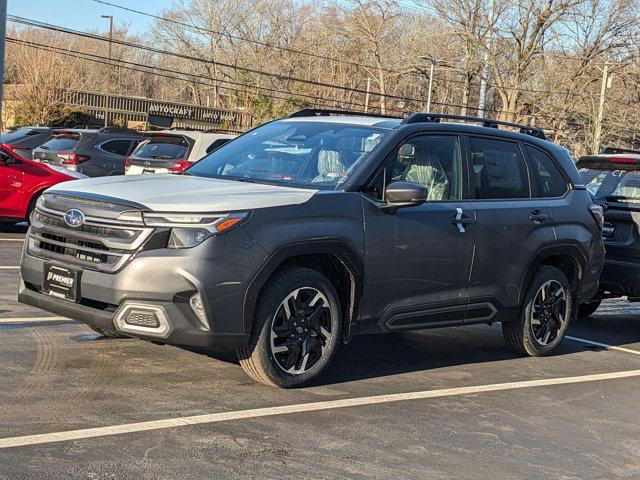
<box><xmin>91</xmin><ymin>0</ymin><xmax>418</xmax><ymax>77</ymax></box>
<box><xmin>14</xmin><ymin>15</ymin><xmax>627</xmax><ymax>123</ymax></box>
<box><xmin>7</xmin><ymin>15</ymin><xmax>433</xmax><ymax>105</ymax></box>
<box><xmin>10</xmin><ymin>14</ymin><xmax>518</xmax><ymax>114</ymax></box>
<box><xmin>6</xmin><ymin>37</ymin><xmax>389</xmax><ymax>114</ymax></box>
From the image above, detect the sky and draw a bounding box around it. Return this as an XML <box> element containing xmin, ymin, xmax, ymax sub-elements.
<box><xmin>8</xmin><ymin>0</ymin><xmax>175</xmax><ymax>35</ymax></box>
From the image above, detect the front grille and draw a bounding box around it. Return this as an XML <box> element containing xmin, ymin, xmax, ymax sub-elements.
<box><xmin>37</xmin><ymin>213</ymin><xmax>136</xmax><ymax>240</ymax></box>
<box><xmin>27</xmin><ymin>207</ymin><xmax>154</xmax><ymax>273</ymax></box>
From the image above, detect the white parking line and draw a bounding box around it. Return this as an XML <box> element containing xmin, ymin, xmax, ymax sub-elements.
<box><xmin>0</xmin><ymin>317</ymin><xmax>68</xmax><ymax>324</ymax></box>
<box><xmin>0</xmin><ymin>266</ymin><xmax>19</xmax><ymax>270</ymax></box>
<box><xmin>0</xmin><ymin>239</ymin><xmax>24</xmax><ymax>242</ymax></box>
<box><xmin>566</xmin><ymin>335</ymin><xmax>640</xmax><ymax>356</ymax></box>
<box><xmin>1</xmin><ymin>369</ymin><xmax>639</xmax><ymax>449</ymax></box>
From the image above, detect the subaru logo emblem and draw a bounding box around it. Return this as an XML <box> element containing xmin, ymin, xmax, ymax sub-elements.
<box><xmin>64</xmin><ymin>209</ymin><xmax>85</xmax><ymax>228</ymax></box>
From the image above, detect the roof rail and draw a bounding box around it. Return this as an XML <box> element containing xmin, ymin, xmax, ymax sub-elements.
<box><xmin>287</xmin><ymin>108</ymin><xmax>401</xmax><ymax>120</ymax></box>
<box><xmin>99</xmin><ymin>126</ymin><xmax>141</xmax><ymax>135</ymax></box>
<box><xmin>401</xmin><ymin>113</ymin><xmax>546</xmax><ymax>140</ymax></box>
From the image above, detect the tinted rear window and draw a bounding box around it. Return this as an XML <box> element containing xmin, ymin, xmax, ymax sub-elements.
<box><xmin>40</xmin><ymin>134</ymin><xmax>80</xmax><ymax>151</ymax></box>
<box><xmin>577</xmin><ymin>158</ymin><xmax>640</xmax><ymax>202</ymax></box>
<box><xmin>132</xmin><ymin>136</ymin><xmax>190</xmax><ymax>160</ymax></box>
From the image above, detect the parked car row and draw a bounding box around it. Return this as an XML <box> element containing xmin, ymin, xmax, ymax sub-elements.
<box><xmin>17</xmin><ymin>109</ymin><xmax>617</xmax><ymax>387</ymax></box>
<box><xmin>0</xmin><ymin>125</ymin><xmax>236</xmax><ymax>225</ymax></box>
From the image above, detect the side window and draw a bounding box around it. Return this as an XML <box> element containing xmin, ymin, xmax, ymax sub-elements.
<box><xmin>99</xmin><ymin>139</ymin><xmax>133</xmax><ymax>156</ymax></box>
<box><xmin>468</xmin><ymin>137</ymin><xmax>530</xmax><ymax>199</ymax></box>
<box><xmin>0</xmin><ymin>150</ymin><xmax>12</xmax><ymax>164</ymax></box>
<box><xmin>367</xmin><ymin>135</ymin><xmax>462</xmax><ymax>201</ymax></box>
<box><xmin>206</xmin><ymin>138</ymin><xmax>231</xmax><ymax>154</ymax></box>
<box><xmin>525</xmin><ymin>145</ymin><xmax>568</xmax><ymax>198</ymax></box>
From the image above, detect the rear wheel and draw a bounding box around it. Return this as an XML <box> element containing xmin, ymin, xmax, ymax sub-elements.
<box><xmin>237</xmin><ymin>266</ymin><xmax>341</xmax><ymax>388</ymax></box>
<box><xmin>503</xmin><ymin>266</ymin><xmax>573</xmax><ymax>356</ymax></box>
<box><xmin>579</xmin><ymin>299</ymin><xmax>602</xmax><ymax>318</ymax></box>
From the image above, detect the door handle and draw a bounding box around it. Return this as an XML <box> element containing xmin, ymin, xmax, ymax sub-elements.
<box><xmin>530</xmin><ymin>209</ymin><xmax>548</xmax><ymax>223</ymax></box>
<box><xmin>450</xmin><ymin>207</ymin><xmax>473</xmax><ymax>233</ymax></box>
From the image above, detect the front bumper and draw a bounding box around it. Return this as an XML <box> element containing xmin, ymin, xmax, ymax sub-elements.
<box><xmin>19</xmin><ymin>228</ymin><xmax>267</xmax><ymax>350</ymax></box>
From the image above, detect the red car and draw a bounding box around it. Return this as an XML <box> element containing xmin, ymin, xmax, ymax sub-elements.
<box><xmin>0</xmin><ymin>143</ymin><xmax>80</xmax><ymax>225</ymax></box>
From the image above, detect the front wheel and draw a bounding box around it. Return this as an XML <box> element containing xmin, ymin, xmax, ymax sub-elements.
<box><xmin>503</xmin><ymin>266</ymin><xmax>573</xmax><ymax>356</ymax></box>
<box><xmin>237</xmin><ymin>266</ymin><xmax>341</xmax><ymax>388</ymax></box>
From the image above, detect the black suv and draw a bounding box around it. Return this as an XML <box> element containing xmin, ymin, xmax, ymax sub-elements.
<box><xmin>32</xmin><ymin>127</ymin><xmax>142</xmax><ymax>177</ymax></box>
<box><xmin>19</xmin><ymin>111</ymin><xmax>604</xmax><ymax>387</ymax></box>
<box><xmin>0</xmin><ymin>126</ymin><xmax>55</xmax><ymax>159</ymax></box>
<box><xmin>576</xmin><ymin>153</ymin><xmax>640</xmax><ymax>315</ymax></box>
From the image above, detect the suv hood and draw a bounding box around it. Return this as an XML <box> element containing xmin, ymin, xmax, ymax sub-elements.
<box><xmin>47</xmin><ymin>174</ymin><xmax>318</xmax><ymax>212</ymax></box>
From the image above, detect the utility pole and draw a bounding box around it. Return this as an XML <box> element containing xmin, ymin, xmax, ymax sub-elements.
<box><xmin>593</xmin><ymin>63</ymin><xmax>612</xmax><ymax>155</ymax></box>
<box><xmin>0</xmin><ymin>0</ymin><xmax>7</xmax><ymax>132</ymax></box>
<box><xmin>478</xmin><ymin>0</ymin><xmax>495</xmax><ymax>118</ymax></box>
<box><xmin>426</xmin><ymin>58</ymin><xmax>436</xmax><ymax>112</ymax></box>
<box><xmin>101</xmin><ymin>15</ymin><xmax>113</xmax><ymax>128</ymax></box>
<box><xmin>364</xmin><ymin>77</ymin><xmax>371</xmax><ymax>113</ymax></box>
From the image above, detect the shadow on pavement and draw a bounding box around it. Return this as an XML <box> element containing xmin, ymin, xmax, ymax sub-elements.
<box><xmin>0</xmin><ymin>223</ymin><xmax>28</xmax><ymax>234</ymax></box>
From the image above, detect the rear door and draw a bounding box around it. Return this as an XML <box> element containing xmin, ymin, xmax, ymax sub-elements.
<box><xmin>465</xmin><ymin>135</ymin><xmax>556</xmax><ymax>313</ymax></box>
<box><xmin>0</xmin><ymin>149</ymin><xmax>25</xmax><ymax>218</ymax></box>
<box><xmin>577</xmin><ymin>156</ymin><xmax>640</xmax><ymax>262</ymax></box>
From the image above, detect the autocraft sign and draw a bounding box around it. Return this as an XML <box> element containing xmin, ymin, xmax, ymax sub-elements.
<box><xmin>149</xmin><ymin>103</ymin><xmax>195</xmax><ymax>119</ymax></box>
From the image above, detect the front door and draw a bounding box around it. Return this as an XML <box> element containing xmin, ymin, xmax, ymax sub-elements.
<box><xmin>0</xmin><ymin>150</ymin><xmax>25</xmax><ymax>218</ymax></box>
<box><xmin>361</xmin><ymin>134</ymin><xmax>476</xmax><ymax>331</ymax></box>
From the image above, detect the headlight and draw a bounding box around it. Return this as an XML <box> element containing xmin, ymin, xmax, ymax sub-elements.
<box><xmin>153</xmin><ymin>212</ymin><xmax>248</xmax><ymax>249</ymax></box>
<box><xmin>168</xmin><ymin>228</ymin><xmax>212</xmax><ymax>248</ymax></box>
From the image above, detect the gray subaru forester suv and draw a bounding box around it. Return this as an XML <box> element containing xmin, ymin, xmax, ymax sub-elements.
<box><xmin>19</xmin><ymin>110</ymin><xmax>605</xmax><ymax>387</ymax></box>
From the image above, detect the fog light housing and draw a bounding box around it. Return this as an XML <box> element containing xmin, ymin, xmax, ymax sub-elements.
<box><xmin>190</xmin><ymin>293</ymin><xmax>209</xmax><ymax>329</ymax></box>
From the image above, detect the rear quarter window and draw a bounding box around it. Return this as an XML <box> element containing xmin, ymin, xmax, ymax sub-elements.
<box><xmin>98</xmin><ymin>139</ymin><xmax>134</xmax><ymax>156</ymax></box>
<box><xmin>205</xmin><ymin>138</ymin><xmax>232</xmax><ymax>154</ymax></box>
<box><xmin>525</xmin><ymin>145</ymin><xmax>568</xmax><ymax>198</ymax></box>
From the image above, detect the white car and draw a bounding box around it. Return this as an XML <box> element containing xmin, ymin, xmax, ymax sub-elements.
<box><xmin>125</xmin><ymin>130</ymin><xmax>236</xmax><ymax>175</ymax></box>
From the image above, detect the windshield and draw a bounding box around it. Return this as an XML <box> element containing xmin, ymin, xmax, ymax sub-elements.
<box><xmin>132</xmin><ymin>135</ymin><xmax>191</xmax><ymax>160</ymax></box>
<box><xmin>40</xmin><ymin>134</ymin><xmax>80</xmax><ymax>152</ymax></box>
<box><xmin>186</xmin><ymin>120</ymin><xmax>388</xmax><ymax>189</ymax></box>
<box><xmin>578</xmin><ymin>159</ymin><xmax>640</xmax><ymax>202</ymax></box>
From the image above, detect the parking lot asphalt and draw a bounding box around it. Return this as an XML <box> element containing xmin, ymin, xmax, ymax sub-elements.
<box><xmin>1</xmin><ymin>225</ymin><xmax>640</xmax><ymax>479</ymax></box>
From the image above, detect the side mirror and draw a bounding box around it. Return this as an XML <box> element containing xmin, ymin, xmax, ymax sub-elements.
<box><xmin>381</xmin><ymin>181</ymin><xmax>427</xmax><ymax>211</ymax></box>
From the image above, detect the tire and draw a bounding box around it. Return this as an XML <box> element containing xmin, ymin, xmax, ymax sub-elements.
<box><xmin>237</xmin><ymin>266</ymin><xmax>342</xmax><ymax>388</ymax></box>
<box><xmin>89</xmin><ymin>325</ymin><xmax>129</xmax><ymax>339</ymax></box>
<box><xmin>25</xmin><ymin>191</ymin><xmax>43</xmax><ymax>225</ymax></box>
<box><xmin>578</xmin><ymin>299</ymin><xmax>602</xmax><ymax>318</ymax></box>
<box><xmin>503</xmin><ymin>266</ymin><xmax>573</xmax><ymax>356</ymax></box>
